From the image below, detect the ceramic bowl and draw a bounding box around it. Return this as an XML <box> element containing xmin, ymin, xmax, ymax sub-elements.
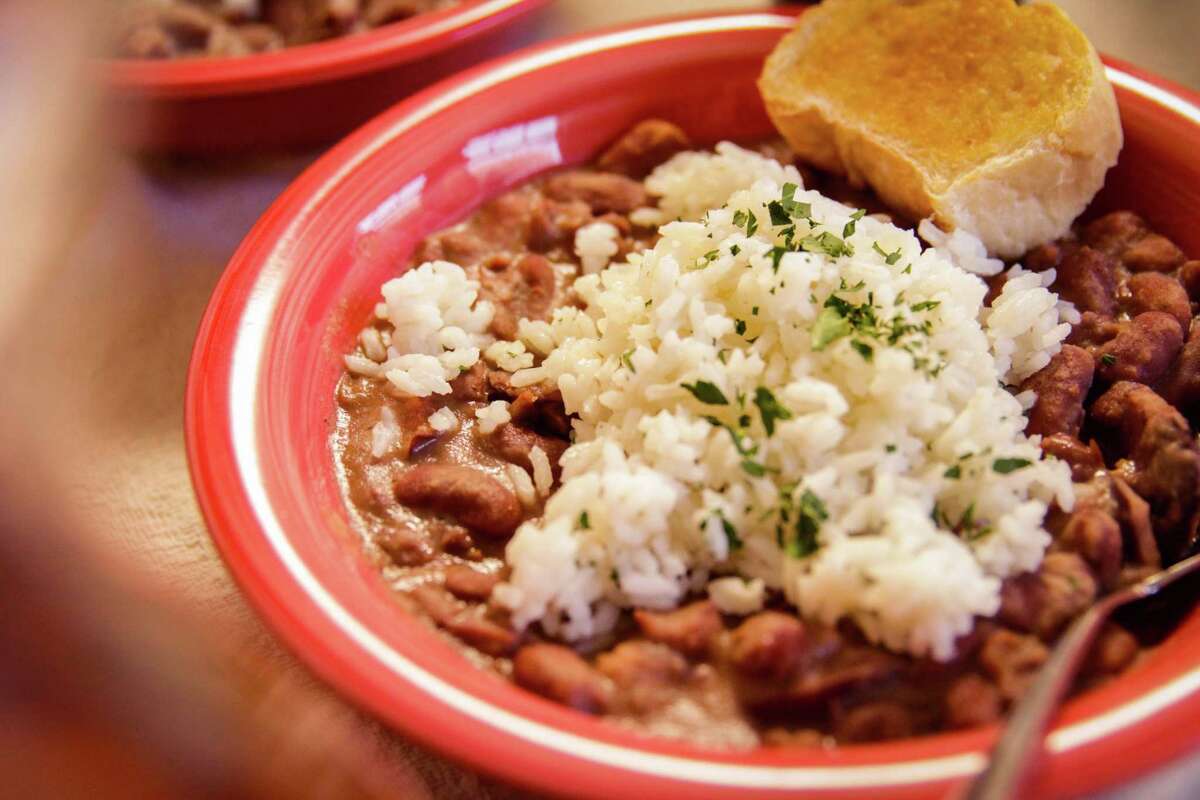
<box><xmin>186</xmin><ymin>11</ymin><xmax>1200</xmax><ymax>798</ymax></box>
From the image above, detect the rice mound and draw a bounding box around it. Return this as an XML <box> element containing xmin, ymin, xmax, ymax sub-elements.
<box><xmin>352</xmin><ymin>143</ymin><xmax>1078</xmax><ymax>661</ymax></box>
<box><xmin>495</xmin><ymin>143</ymin><xmax>1078</xmax><ymax>660</ymax></box>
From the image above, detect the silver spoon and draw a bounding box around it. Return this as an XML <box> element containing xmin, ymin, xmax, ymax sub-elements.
<box><xmin>963</xmin><ymin>550</ymin><xmax>1200</xmax><ymax>800</ymax></box>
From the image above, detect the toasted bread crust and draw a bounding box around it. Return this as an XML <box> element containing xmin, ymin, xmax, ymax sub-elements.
<box><xmin>760</xmin><ymin>0</ymin><xmax>1122</xmax><ymax>257</ymax></box>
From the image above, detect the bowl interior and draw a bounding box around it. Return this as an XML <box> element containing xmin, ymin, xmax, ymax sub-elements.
<box><xmin>193</xmin><ymin>14</ymin><xmax>1200</xmax><ymax>800</ymax></box>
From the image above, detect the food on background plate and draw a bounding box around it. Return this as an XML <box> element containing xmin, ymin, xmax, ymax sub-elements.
<box><xmin>331</xmin><ymin>4</ymin><xmax>1198</xmax><ymax>747</ymax></box>
<box><xmin>118</xmin><ymin>0</ymin><xmax>459</xmax><ymax>59</ymax></box>
<box><xmin>760</xmin><ymin>0</ymin><xmax>1122</xmax><ymax>258</ymax></box>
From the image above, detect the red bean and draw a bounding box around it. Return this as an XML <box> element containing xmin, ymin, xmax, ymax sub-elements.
<box><xmin>1054</xmin><ymin>246</ymin><xmax>1117</xmax><ymax>316</ymax></box>
<box><xmin>597</xmin><ymin>119</ymin><xmax>692</xmax><ymax>178</ymax></box>
<box><xmin>633</xmin><ymin>600</ymin><xmax>723</xmax><ymax>658</ymax></box>
<box><xmin>1022</xmin><ymin>345</ymin><xmax>1094</xmax><ymax>437</ymax></box>
<box><xmin>1127</xmin><ymin>272</ymin><xmax>1191</xmax><ymax>333</ymax></box>
<box><xmin>729</xmin><ymin>612</ymin><xmax>808</xmax><ymax>679</ymax></box>
<box><xmin>1095</xmin><ymin>312</ymin><xmax>1183</xmax><ymax>385</ymax></box>
<box><xmin>544</xmin><ymin>171</ymin><xmax>649</xmax><ymax>214</ymax></box>
<box><xmin>394</xmin><ymin>464</ymin><xmax>522</xmax><ymax>538</ymax></box>
<box><xmin>514</xmin><ymin>644</ymin><xmax>612</xmax><ymax>713</ymax></box>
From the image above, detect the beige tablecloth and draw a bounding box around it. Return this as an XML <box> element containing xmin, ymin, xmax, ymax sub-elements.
<box><xmin>73</xmin><ymin>2</ymin><xmax>1198</xmax><ymax>797</ymax></box>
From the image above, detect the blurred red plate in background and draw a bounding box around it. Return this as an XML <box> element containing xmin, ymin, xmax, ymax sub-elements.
<box><xmin>106</xmin><ymin>0</ymin><xmax>548</xmax><ymax>154</ymax></box>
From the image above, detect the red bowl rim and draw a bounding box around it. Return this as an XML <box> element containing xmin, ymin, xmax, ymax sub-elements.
<box><xmin>106</xmin><ymin>0</ymin><xmax>548</xmax><ymax>98</ymax></box>
<box><xmin>185</xmin><ymin>10</ymin><xmax>1200</xmax><ymax>799</ymax></box>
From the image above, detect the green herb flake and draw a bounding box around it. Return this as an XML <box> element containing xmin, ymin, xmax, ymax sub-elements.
<box><xmin>769</xmin><ymin>246</ymin><xmax>787</xmax><ymax>273</ymax></box>
<box><xmin>1100</xmin><ymin>353</ymin><xmax>1117</xmax><ymax>366</ymax></box>
<box><xmin>704</xmin><ymin>416</ymin><xmax>758</xmax><ymax>457</ymax></box>
<box><xmin>911</xmin><ymin>300</ymin><xmax>941</xmax><ymax>312</ymax></box>
<box><xmin>682</xmin><ymin>380</ymin><xmax>729</xmax><ymax>406</ymax></box>
<box><xmin>850</xmin><ymin>340</ymin><xmax>874</xmax><ymax>361</ymax></box>
<box><xmin>730</xmin><ymin>244</ymin><xmax>741</xmax><ymax>256</ymax></box>
<box><xmin>768</xmin><ymin>200</ymin><xmax>792</xmax><ymax>227</ymax></box>
<box><xmin>741</xmin><ymin>459</ymin><xmax>778</xmax><ymax>478</ymax></box>
<box><xmin>578</xmin><ymin>511</ymin><xmax>591</xmax><ymax>529</ymax></box>
<box><xmin>735</xmin><ymin>319</ymin><xmax>748</xmax><ymax>337</ymax></box>
<box><xmin>811</xmin><ymin>305</ymin><xmax>853</xmax><ymax>351</ymax></box>
<box><xmin>885</xmin><ymin>444</ymin><xmax>897</xmax><ymax>453</ymax></box>
<box><xmin>842</xmin><ymin>209</ymin><xmax>866</xmax><ymax>239</ymax></box>
<box><xmin>717</xmin><ymin>512</ymin><xmax>744</xmax><ymax>551</ymax></box>
<box><xmin>993</xmin><ymin>457</ymin><xmax>1033</xmax><ymax>474</ymax></box>
<box><xmin>753</xmin><ymin>386</ymin><xmax>793</xmax><ymax>436</ymax></box>
<box><xmin>621</xmin><ymin>349</ymin><xmax>636</xmax><ymax>373</ymax></box>
<box><xmin>944</xmin><ymin>465</ymin><xmax>962</xmax><ymax>479</ymax></box>
<box><xmin>717</xmin><ymin>349</ymin><xmax>731</xmax><ymax>364</ymax></box>
<box><xmin>872</xmin><ymin>241</ymin><xmax>903</xmax><ymax>265</ymax></box>
<box><xmin>789</xmin><ymin>490</ymin><xmax>827</xmax><ymax>558</ymax></box>
<box><xmin>799</xmin><ymin>231</ymin><xmax>853</xmax><ymax>259</ymax></box>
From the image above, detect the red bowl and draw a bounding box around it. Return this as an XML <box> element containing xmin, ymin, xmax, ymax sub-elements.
<box><xmin>106</xmin><ymin>0</ymin><xmax>548</xmax><ymax>153</ymax></box>
<box><xmin>185</xmin><ymin>11</ymin><xmax>1200</xmax><ymax>799</ymax></box>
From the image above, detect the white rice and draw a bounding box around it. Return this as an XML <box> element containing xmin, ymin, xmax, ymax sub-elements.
<box><xmin>490</xmin><ymin>144</ymin><xmax>1074</xmax><ymax>660</ymax></box>
<box><xmin>485</xmin><ymin>339</ymin><xmax>535</xmax><ymax>372</ymax></box>
<box><xmin>352</xmin><ymin>142</ymin><xmax>1076</xmax><ymax>661</ymax></box>
<box><xmin>529</xmin><ymin>445</ymin><xmax>553</xmax><ymax>497</ymax></box>
<box><xmin>345</xmin><ymin>261</ymin><xmax>493</xmax><ymax>397</ymax></box>
<box><xmin>505</xmin><ymin>463</ymin><xmax>539</xmax><ymax>509</ymax></box>
<box><xmin>708</xmin><ymin>577</ymin><xmax>766</xmax><ymax>616</ymax></box>
<box><xmin>427</xmin><ymin>407</ymin><xmax>459</xmax><ymax>434</ymax></box>
<box><xmin>984</xmin><ymin>265</ymin><xmax>1077</xmax><ymax>384</ymax></box>
<box><xmin>370</xmin><ymin>406</ymin><xmax>400</xmax><ymax>459</ymax></box>
<box><xmin>575</xmin><ymin>221</ymin><xmax>620</xmax><ymax>275</ymax></box>
<box><xmin>475</xmin><ymin>400</ymin><xmax>511</xmax><ymax>435</ymax></box>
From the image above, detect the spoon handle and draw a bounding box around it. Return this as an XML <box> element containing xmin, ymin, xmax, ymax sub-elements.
<box><xmin>963</xmin><ymin>550</ymin><xmax>1200</xmax><ymax>800</ymax></box>
<box><xmin>962</xmin><ymin>599</ymin><xmax>1116</xmax><ymax>800</ymax></box>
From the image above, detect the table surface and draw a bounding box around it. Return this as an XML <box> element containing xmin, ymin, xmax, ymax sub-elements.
<box><xmin>83</xmin><ymin>2</ymin><xmax>1199</xmax><ymax>798</ymax></box>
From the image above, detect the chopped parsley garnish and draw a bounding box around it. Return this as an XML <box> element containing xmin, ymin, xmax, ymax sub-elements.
<box><xmin>790</xmin><ymin>490</ymin><xmax>827</xmax><ymax>558</ymax></box>
<box><xmin>885</xmin><ymin>444</ymin><xmax>897</xmax><ymax>453</ymax></box>
<box><xmin>1100</xmin><ymin>353</ymin><xmax>1117</xmax><ymax>366</ymax></box>
<box><xmin>842</xmin><ymin>209</ymin><xmax>866</xmax><ymax>239</ymax></box>
<box><xmin>682</xmin><ymin>380</ymin><xmax>729</xmax><ymax>405</ymax></box>
<box><xmin>717</xmin><ymin>349</ymin><xmax>731</xmax><ymax>364</ymax></box>
<box><xmin>753</xmin><ymin>387</ymin><xmax>793</xmax><ymax>436</ymax></box>
<box><xmin>741</xmin><ymin>459</ymin><xmax>777</xmax><ymax>478</ymax></box>
<box><xmin>811</xmin><ymin>305</ymin><xmax>854</xmax><ymax>351</ymax></box>
<box><xmin>780</xmin><ymin>184</ymin><xmax>812</xmax><ymax>220</ymax></box>
<box><xmin>734</xmin><ymin>319</ymin><xmax>748</xmax><ymax>336</ymax></box>
<box><xmin>850</xmin><ymin>340</ymin><xmax>874</xmax><ymax>361</ymax></box>
<box><xmin>911</xmin><ymin>300</ymin><xmax>941</xmax><ymax>312</ymax></box>
<box><xmin>705</xmin><ymin>416</ymin><xmax>759</xmax><ymax>457</ymax></box>
<box><xmin>578</xmin><ymin>511</ymin><xmax>591</xmax><ymax>529</ymax></box>
<box><xmin>716</xmin><ymin>512</ymin><xmax>744</xmax><ymax>551</ymax></box>
<box><xmin>872</xmin><ymin>242</ymin><xmax>903</xmax><ymax>265</ymax></box>
<box><xmin>752</xmin><ymin>306</ymin><xmax>760</xmax><ymax>316</ymax></box>
<box><xmin>732</xmin><ymin>208</ymin><xmax>759</xmax><ymax>237</ymax></box>
<box><xmin>944</xmin><ymin>465</ymin><xmax>962</xmax><ymax>479</ymax></box>
<box><xmin>768</xmin><ymin>200</ymin><xmax>792</xmax><ymax>227</ymax></box>
<box><xmin>934</xmin><ymin>502</ymin><xmax>992</xmax><ymax>542</ymax></box>
<box><xmin>769</xmin><ymin>246</ymin><xmax>787</xmax><ymax>272</ymax></box>
<box><xmin>799</xmin><ymin>231</ymin><xmax>853</xmax><ymax>259</ymax></box>
<box><xmin>621</xmin><ymin>349</ymin><xmax>636</xmax><ymax>373</ymax></box>
<box><xmin>730</xmin><ymin>244</ymin><xmax>741</xmax><ymax>256</ymax></box>
<box><xmin>992</xmin><ymin>457</ymin><xmax>1033</xmax><ymax>474</ymax></box>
